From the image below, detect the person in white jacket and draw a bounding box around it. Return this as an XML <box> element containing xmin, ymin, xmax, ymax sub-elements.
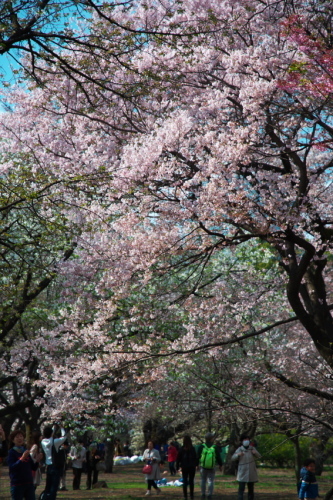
<box><xmin>232</xmin><ymin>434</ymin><xmax>261</xmax><ymax>500</ymax></box>
<box><xmin>70</xmin><ymin>439</ymin><xmax>86</xmax><ymax>490</ymax></box>
<box><xmin>41</xmin><ymin>424</ymin><xmax>68</xmax><ymax>500</ymax></box>
<box><xmin>142</xmin><ymin>441</ymin><xmax>161</xmax><ymax>496</ymax></box>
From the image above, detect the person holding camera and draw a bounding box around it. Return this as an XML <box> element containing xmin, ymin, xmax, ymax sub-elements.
<box><xmin>41</xmin><ymin>423</ymin><xmax>69</xmax><ymax>500</ymax></box>
<box><xmin>8</xmin><ymin>429</ymin><xmax>43</xmax><ymax>500</ymax></box>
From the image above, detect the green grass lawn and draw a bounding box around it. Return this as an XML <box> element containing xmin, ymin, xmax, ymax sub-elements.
<box><xmin>1</xmin><ymin>463</ymin><xmax>332</xmax><ymax>499</ymax></box>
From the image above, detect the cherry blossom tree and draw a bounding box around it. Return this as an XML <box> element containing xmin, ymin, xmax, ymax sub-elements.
<box><xmin>279</xmin><ymin>7</ymin><xmax>333</xmax><ymax>100</ymax></box>
<box><xmin>0</xmin><ymin>0</ymin><xmax>213</xmax><ymax>92</ymax></box>
<box><xmin>1</xmin><ymin>0</ymin><xmax>333</xmax><ymax>428</ymax></box>
<box><xmin>106</xmin><ymin>0</ymin><xmax>333</xmax><ymax>368</ymax></box>
<box><xmin>0</xmin><ymin>150</ymin><xmax>98</xmax><ymax>427</ymax></box>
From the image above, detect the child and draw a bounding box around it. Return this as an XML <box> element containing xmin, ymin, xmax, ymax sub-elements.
<box><xmin>299</xmin><ymin>459</ymin><xmax>319</xmax><ymax>500</ymax></box>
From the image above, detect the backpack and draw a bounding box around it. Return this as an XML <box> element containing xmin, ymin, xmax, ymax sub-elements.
<box><xmin>52</xmin><ymin>440</ymin><xmax>66</xmax><ymax>470</ymax></box>
<box><xmin>200</xmin><ymin>444</ymin><xmax>216</xmax><ymax>469</ymax></box>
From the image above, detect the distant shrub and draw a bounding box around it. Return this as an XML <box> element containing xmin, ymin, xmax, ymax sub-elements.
<box><xmin>256</xmin><ymin>434</ymin><xmax>313</xmax><ymax>468</ymax></box>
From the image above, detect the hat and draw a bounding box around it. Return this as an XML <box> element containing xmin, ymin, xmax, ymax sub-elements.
<box><xmin>205</xmin><ymin>432</ymin><xmax>214</xmax><ymax>442</ymax></box>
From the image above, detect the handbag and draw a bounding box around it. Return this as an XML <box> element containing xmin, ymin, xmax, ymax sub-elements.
<box><xmin>142</xmin><ymin>464</ymin><xmax>153</xmax><ymax>474</ymax></box>
<box><xmin>96</xmin><ymin>461</ymin><xmax>106</xmax><ymax>472</ymax></box>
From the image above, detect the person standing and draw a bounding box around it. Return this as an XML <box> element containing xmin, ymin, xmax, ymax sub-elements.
<box><xmin>86</xmin><ymin>441</ymin><xmax>102</xmax><ymax>490</ymax></box>
<box><xmin>70</xmin><ymin>439</ymin><xmax>86</xmax><ymax>490</ymax></box>
<box><xmin>176</xmin><ymin>435</ymin><xmax>198</xmax><ymax>500</ymax></box>
<box><xmin>232</xmin><ymin>434</ymin><xmax>261</xmax><ymax>500</ymax></box>
<box><xmin>197</xmin><ymin>433</ymin><xmax>223</xmax><ymax>500</ymax></box>
<box><xmin>298</xmin><ymin>459</ymin><xmax>319</xmax><ymax>500</ymax></box>
<box><xmin>142</xmin><ymin>441</ymin><xmax>161</xmax><ymax>496</ymax></box>
<box><xmin>159</xmin><ymin>443</ymin><xmax>168</xmax><ymax>464</ymax></box>
<box><xmin>41</xmin><ymin>424</ymin><xmax>68</xmax><ymax>500</ymax></box>
<box><xmin>8</xmin><ymin>429</ymin><xmax>42</xmax><ymax>500</ymax></box>
<box><xmin>167</xmin><ymin>441</ymin><xmax>178</xmax><ymax>476</ymax></box>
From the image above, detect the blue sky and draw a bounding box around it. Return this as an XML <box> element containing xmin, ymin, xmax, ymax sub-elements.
<box><xmin>0</xmin><ymin>3</ymin><xmax>87</xmax><ymax>87</ymax></box>
<box><xmin>0</xmin><ymin>53</ymin><xmax>21</xmax><ymax>86</ymax></box>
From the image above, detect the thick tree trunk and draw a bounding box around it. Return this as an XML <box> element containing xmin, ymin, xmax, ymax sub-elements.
<box><xmin>224</xmin><ymin>423</ymin><xmax>257</xmax><ymax>475</ymax></box>
<box><xmin>288</xmin><ymin>432</ymin><xmax>302</xmax><ymax>485</ymax></box>
<box><xmin>282</xmin><ymin>246</ymin><xmax>333</xmax><ymax>369</ymax></box>
<box><xmin>310</xmin><ymin>437</ymin><xmax>329</xmax><ymax>476</ymax></box>
<box><xmin>223</xmin><ymin>424</ymin><xmax>240</xmax><ymax>475</ymax></box>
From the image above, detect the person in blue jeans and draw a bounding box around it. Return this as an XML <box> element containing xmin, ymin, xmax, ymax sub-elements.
<box><xmin>197</xmin><ymin>433</ymin><xmax>223</xmax><ymax>500</ymax></box>
<box><xmin>41</xmin><ymin>424</ymin><xmax>68</xmax><ymax>500</ymax></box>
<box><xmin>8</xmin><ymin>429</ymin><xmax>42</xmax><ymax>500</ymax></box>
<box><xmin>299</xmin><ymin>459</ymin><xmax>319</xmax><ymax>500</ymax></box>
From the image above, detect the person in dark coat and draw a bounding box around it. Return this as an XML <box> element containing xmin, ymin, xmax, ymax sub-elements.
<box><xmin>8</xmin><ymin>429</ymin><xmax>42</xmax><ymax>500</ymax></box>
<box><xmin>86</xmin><ymin>441</ymin><xmax>102</xmax><ymax>490</ymax></box>
<box><xmin>299</xmin><ymin>459</ymin><xmax>319</xmax><ymax>500</ymax></box>
<box><xmin>176</xmin><ymin>435</ymin><xmax>198</xmax><ymax>500</ymax></box>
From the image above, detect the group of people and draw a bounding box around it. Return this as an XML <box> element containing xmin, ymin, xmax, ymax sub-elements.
<box><xmin>143</xmin><ymin>432</ymin><xmax>321</xmax><ymax>500</ymax></box>
<box><xmin>154</xmin><ymin>441</ymin><xmax>179</xmax><ymax>476</ymax></box>
<box><xmin>1</xmin><ymin>423</ymin><xmax>104</xmax><ymax>500</ymax></box>
<box><xmin>143</xmin><ymin>432</ymin><xmax>261</xmax><ymax>500</ymax></box>
<box><xmin>0</xmin><ymin>421</ymin><xmax>321</xmax><ymax>500</ymax></box>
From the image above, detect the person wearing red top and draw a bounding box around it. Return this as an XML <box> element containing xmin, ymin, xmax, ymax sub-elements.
<box><xmin>167</xmin><ymin>442</ymin><xmax>178</xmax><ymax>476</ymax></box>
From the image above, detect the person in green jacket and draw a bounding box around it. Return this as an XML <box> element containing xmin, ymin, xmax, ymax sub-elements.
<box><xmin>197</xmin><ymin>433</ymin><xmax>223</xmax><ymax>500</ymax></box>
